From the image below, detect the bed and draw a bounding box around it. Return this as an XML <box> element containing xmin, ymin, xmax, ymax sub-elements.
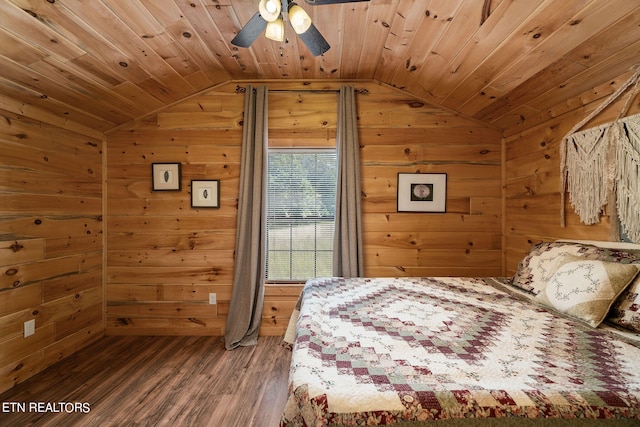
<box><xmin>280</xmin><ymin>240</ymin><xmax>640</xmax><ymax>426</ymax></box>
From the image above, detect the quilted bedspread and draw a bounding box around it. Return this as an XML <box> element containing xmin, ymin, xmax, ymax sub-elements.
<box><xmin>280</xmin><ymin>277</ymin><xmax>640</xmax><ymax>426</ymax></box>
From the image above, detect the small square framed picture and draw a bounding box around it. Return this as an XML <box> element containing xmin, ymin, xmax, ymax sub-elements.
<box><xmin>397</xmin><ymin>173</ymin><xmax>447</xmax><ymax>212</ymax></box>
<box><xmin>191</xmin><ymin>180</ymin><xmax>220</xmax><ymax>208</ymax></box>
<box><xmin>152</xmin><ymin>163</ymin><xmax>181</xmax><ymax>191</ymax></box>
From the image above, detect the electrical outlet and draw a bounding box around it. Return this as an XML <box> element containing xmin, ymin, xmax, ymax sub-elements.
<box><xmin>24</xmin><ymin>319</ymin><xmax>35</xmax><ymax>338</ymax></box>
<box><xmin>209</xmin><ymin>293</ymin><xmax>217</xmax><ymax>305</ymax></box>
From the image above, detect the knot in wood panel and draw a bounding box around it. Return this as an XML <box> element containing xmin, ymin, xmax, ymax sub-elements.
<box><xmin>10</xmin><ymin>241</ymin><xmax>24</xmax><ymax>252</ymax></box>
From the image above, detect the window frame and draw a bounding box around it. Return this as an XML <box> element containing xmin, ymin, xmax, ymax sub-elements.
<box><xmin>264</xmin><ymin>147</ymin><xmax>337</xmax><ymax>284</ymax></box>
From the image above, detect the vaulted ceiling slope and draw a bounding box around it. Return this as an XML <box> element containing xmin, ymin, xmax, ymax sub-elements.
<box><xmin>1</xmin><ymin>0</ymin><xmax>639</xmax><ymax>133</ymax></box>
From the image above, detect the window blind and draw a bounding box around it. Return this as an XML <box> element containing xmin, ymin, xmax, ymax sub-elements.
<box><xmin>266</xmin><ymin>149</ymin><xmax>337</xmax><ymax>281</ymax></box>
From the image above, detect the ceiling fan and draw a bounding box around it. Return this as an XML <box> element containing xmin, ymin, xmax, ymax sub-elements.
<box><xmin>231</xmin><ymin>0</ymin><xmax>370</xmax><ymax>57</ymax></box>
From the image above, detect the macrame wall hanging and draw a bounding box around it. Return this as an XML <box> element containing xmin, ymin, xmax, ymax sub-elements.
<box><xmin>616</xmin><ymin>114</ymin><xmax>640</xmax><ymax>242</ymax></box>
<box><xmin>560</xmin><ymin>65</ymin><xmax>640</xmax><ymax>243</ymax></box>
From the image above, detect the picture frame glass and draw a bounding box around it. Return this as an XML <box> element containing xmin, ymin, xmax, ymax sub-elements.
<box><xmin>152</xmin><ymin>163</ymin><xmax>181</xmax><ymax>191</ymax></box>
<box><xmin>397</xmin><ymin>173</ymin><xmax>447</xmax><ymax>212</ymax></box>
<box><xmin>191</xmin><ymin>180</ymin><xmax>220</xmax><ymax>208</ymax></box>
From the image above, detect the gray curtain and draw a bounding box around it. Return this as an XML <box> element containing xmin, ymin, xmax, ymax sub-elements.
<box><xmin>333</xmin><ymin>85</ymin><xmax>364</xmax><ymax>278</ymax></box>
<box><xmin>224</xmin><ymin>85</ymin><xmax>268</xmax><ymax>350</ymax></box>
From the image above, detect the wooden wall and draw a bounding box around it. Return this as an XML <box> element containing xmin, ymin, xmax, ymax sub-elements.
<box><xmin>504</xmin><ymin>69</ymin><xmax>640</xmax><ymax>275</ymax></box>
<box><xmin>2</xmin><ymin>62</ymin><xmax>638</xmax><ymax>393</ymax></box>
<box><xmin>0</xmin><ymin>98</ymin><xmax>104</xmax><ymax>394</ymax></box>
<box><xmin>106</xmin><ymin>80</ymin><xmax>503</xmax><ymax>337</ymax></box>
<box><xmin>358</xmin><ymin>86</ymin><xmax>503</xmax><ymax>278</ymax></box>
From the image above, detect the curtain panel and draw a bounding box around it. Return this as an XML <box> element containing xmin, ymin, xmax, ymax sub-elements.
<box><xmin>224</xmin><ymin>86</ymin><xmax>268</xmax><ymax>350</ymax></box>
<box><xmin>333</xmin><ymin>85</ymin><xmax>364</xmax><ymax>278</ymax></box>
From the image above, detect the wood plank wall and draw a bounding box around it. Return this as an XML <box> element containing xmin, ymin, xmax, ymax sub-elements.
<box><xmin>0</xmin><ymin>100</ymin><xmax>105</xmax><ymax>394</ymax></box>
<box><xmin>358</xmin><ymin>85</ymin><xmax>503</xmax><ymax>278</ymax></box>
<box><xmin>2</xmin><ymin>67</ymin><xmax>637</xmax><ymax>394</ymax></box>
<box><xmin>105</xmin><ymin>80</ymin><xmax>503</xmax><ymax>337</ymax></box>
<box><xmin>503</xmin><ymin>69</ymin><xmax>640</xmax><ymax>275</ymax></box>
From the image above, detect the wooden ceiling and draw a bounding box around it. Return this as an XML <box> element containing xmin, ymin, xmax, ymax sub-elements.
<box><xmin>1</xmin><ymin>0</ymin><xmax>639</xmax><ymax>133</ymax></box>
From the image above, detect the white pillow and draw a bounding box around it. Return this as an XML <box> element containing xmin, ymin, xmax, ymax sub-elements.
<box><xmin>534</xmin><ymin>255</ymin><xmax>640</xmax><ymax>327</ymax></box>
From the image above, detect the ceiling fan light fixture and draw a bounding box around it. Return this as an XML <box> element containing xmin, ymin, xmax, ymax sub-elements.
<box><xmin>288</xmin><ymin>3</ymin><xmax>312</xmax><ymax>34</ymax></box>
<box><xmin>258</xmin><ymin>0</ymin><xmax>282</xmax><ymax>22</ymax></box>
<box><xmin>265</xmin><ymin>17</ymin><xmax>285</xmax><ymax>42</ymax></box>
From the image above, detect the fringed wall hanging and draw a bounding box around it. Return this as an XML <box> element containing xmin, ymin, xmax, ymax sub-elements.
<box><xmin>560</xmin><ymin>65</ymin><xmax>640</xmax><ymax>242</ymax></box>
<box><xmin>561</xmin><ymin>124</ymin><xmax>611</xmax><ymax>225</ymax></box>
<box><xmin>616</xmin><ymin>114</ymin><xmax>640</xmax><ymax>242</ymax></box>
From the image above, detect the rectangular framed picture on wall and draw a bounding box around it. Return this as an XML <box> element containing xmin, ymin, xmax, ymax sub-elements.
<box><xmin>397</xmin><ymin>173</ymin><xmax>447</xmax><ymax>212</ymax></box>
<box><xmin>152</xmin><ymin>163</ymin><xmax>181</xmax><ymax>191</ymax></box>
<box><xmin>191</xmin><ymin>180</ymin><xmax>220</xmax><ymax>208</ymax></box>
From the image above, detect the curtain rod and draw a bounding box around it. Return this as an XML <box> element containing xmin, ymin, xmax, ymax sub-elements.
<box><xmin>268</xmin><ymin>89</ymin><xmax>340</xmax><ymax>93</ymax></box>
<box><xmin>235</xmin><ymin>85</ymin><xmax>369</xmax><ymax>95</ymax></box>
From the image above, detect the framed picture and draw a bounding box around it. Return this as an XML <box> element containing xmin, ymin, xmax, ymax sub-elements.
<box><xmin>152</xmin><ymin>163</ymin><xmax>181</xmax><ymax>191</ymax></box>
<box><xmin>397</xmin><ymin>173</ymin><xmax>447</xmax><ymax>212</ymax></box>
<box><xmin>191</xmin><ymin>180</ymin><xmax>220</xmax><ymax>208</ymax></box>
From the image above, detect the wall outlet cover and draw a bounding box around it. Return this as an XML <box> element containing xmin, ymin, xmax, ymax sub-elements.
<box><xmin>209</xmin><ymin>293</ymin><xmax>217</xmax><ymax>304</ymax></box>
<box><xmin>24</xmin><ymin>319</ymin><xmax>35</xmax><ymax>337</ymax></box>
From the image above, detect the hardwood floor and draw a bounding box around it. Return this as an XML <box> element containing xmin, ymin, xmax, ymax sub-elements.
<box><xmin>0</xmin><ymin>336</ymin><xmax>291</xmax><ymax>427</ymax></box>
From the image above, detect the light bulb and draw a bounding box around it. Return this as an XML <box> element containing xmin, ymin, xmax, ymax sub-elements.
<box><xmin>265</xmin><ymin>0</ymin><xmax>277</xmax><ymax>13</ymax></box>
<box><xmin>259</xmin><ymin>0</ymin><xmax>281</xmax><ymax>22</ymax></box>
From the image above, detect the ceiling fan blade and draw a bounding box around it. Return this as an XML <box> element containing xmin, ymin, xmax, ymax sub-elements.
<box><xmin>304</xmin><ymin>0</ymin><xmax>370</xmax><ymax>5</ymax></box>
<box><xmin>297</xmin><ymin>22</ymin><xmax>330</xmax><ymax>56</ymax></box>
<box><xmin>231</xmin><ymin>12</ymin><xmax>268</xmax><ymax>48</ymax></box>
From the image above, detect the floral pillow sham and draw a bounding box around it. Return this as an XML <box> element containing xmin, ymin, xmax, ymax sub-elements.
<box><xmin>512</xmin><ymin>240</ymin><xmax>640</xmax><ymax>331</ymax></box>
<box><xmin>533</xmin><ymin>255</ymin><xmax>639</xmax><ymax>327</ymax></box>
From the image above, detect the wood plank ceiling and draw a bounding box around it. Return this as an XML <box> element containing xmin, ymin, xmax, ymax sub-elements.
<box><xmin>0</xmin><ymin>0</ymin><xmax>639</xmax><ymax>133</ymax></box>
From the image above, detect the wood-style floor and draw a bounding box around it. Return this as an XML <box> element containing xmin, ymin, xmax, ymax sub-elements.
<box><xmin>0</xmin><ymin>335</ymin><xmax>291</xmax><ymax>427</ymax></box>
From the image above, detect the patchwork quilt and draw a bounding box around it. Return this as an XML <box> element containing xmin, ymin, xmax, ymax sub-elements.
<box><xmin>280</xmin><ymin>277</ymin><xmax>640</xmax><ymax>426</ymax></box>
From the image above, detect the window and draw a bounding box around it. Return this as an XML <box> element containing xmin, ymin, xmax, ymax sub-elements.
<box><xmin>266</xmin><ymin>149</ymin><xmax>337</xmax><ymax>281</ymax></box>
